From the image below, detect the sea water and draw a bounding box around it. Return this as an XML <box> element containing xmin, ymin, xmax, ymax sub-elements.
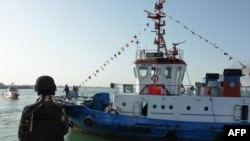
<box><xmin>0</xmin><ymin>87</ymin><xmax>114</xmax><ymax>141</ymax></box>
<box><xmin>2</xmin><ymin>87</ymin><xmax>249</xmax><ymax>141</ymax></box>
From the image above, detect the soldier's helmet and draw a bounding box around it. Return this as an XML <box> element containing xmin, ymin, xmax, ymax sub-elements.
<box><xmin>35</xmin><ymin>75</ymin><xmax>57</xmax><ymax>95</ymax></box>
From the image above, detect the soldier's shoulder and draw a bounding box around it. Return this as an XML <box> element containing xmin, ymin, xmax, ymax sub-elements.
<box><xmin>22</xmin><ymin>102</ymin><xmax>41</xmax><ymax>112</ymax></box>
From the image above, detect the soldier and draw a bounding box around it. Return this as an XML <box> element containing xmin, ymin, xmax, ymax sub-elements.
<box><xmin>18</xmin><ymin>75</ymin><xmax>69</xmax><ymax>141</ymax></box>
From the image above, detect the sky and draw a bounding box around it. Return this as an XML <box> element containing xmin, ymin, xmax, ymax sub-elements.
<box><xmin>0</xmin><ymin>0</ymin><xmax>250</xmax><ymax>87</ymax></box>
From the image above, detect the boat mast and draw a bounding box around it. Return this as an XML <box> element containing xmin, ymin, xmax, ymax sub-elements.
<box><xmin>146</xmin><ymin>0</ymin><xmax>167</xmax><ymax>53</ymax></box>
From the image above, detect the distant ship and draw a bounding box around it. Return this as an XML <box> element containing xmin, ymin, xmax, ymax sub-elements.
<box><xmin>2</xmin><ymin>82</ymin><xmax>20</xmax><ymax>99</ymax></box>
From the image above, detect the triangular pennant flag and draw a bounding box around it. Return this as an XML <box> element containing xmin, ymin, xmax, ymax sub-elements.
<box><xmin>197</xmin><ymin>34</ymin><xmax>202</xmax><ymax>39</ymax></box>
<box><xmin>121</xmin><ymin>47</ymin><xmax>125</xmax><ymax>51</ymax></box>
<box><xmin>238</xmin><ymin>61</ymin><xmax>246</xmax><ymax>70</ymax></box>
<box><xmin>82</xmin><ymin>82</ymin><xmax>85</xmax><ymax>86</ymax></box>
<box><xmin>242</xmin><ymin>65</ymin><xmax>247</xmax><ymax>70</ymax></box>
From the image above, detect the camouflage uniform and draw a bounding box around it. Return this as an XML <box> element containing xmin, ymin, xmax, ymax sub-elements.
<box><xmin>18</xmin><ymin>95</ymin><xmax>69</xmax><ymax>141</ymax></box>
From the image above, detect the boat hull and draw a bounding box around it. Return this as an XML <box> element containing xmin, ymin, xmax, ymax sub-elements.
<box><xmin>2</xmin><ymin>92</ymin><xmax>19</xmax><ymax>99</ymax></box>
<box><xmin>65</xmin><ymin>105</ymin><xmax>231</xmax><ymax>141</ymax></box>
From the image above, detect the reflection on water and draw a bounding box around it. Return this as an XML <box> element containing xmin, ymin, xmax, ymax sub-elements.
<box><xmin>0</xmin><ymin>96</ymin><xmax>21</xmax><ymax>141</ymax></box>
<box><xmin>65</xmin><ymin>129</ymin><xmax>111</xmax><ymax>141</ymax></box>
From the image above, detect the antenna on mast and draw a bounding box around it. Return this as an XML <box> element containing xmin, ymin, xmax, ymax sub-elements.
<box><xmin>144</xmin><ymin>0</ymin><xmax>167</xmax><ymax>53</ymax></box>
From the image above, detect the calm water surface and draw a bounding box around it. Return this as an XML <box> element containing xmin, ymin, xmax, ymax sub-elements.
<box><xmin>0</xmin><ymin>87</ymin><xmax>116</xmax><ymax>141</ymax></box>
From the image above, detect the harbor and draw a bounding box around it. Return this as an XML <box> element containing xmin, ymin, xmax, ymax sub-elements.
<box><xmin>1</xmin><ymin>0</ymin><xmax>250</xmax><ymax>141</ymax></box>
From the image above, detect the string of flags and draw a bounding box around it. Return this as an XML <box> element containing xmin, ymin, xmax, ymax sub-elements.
<box><xmin>81</xmin><ymin>23</ymin><xmax>150</xmax><ymax>85</ymax></box>
<box><xmin>165</xmin><ymin>14</ymin><xmax>249</xmax><ymax>74</ymax></box>
<box><xmin>82</xmin><ymin>14</ymin><xmax>249</xmax><ymax>86</ymax></box>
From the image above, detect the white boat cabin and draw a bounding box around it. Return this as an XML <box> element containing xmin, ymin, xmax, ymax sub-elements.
<box><xmin>132</xmin><ymin>49</ymin><xmax>186</xmax><ymax>95</ymax></box>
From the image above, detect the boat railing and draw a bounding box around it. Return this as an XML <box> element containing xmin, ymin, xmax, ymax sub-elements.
<box><xmin>111</xmin><ymin>83</ymin><xmax>136</xmax><ymax>94</ymax></box>
<box><xmin>111</xmin><ymin>83</ymin><xmax>250</xmax><ymax>97</ymax></box>
<box><xmin>241</xmin><ymin>86</ymin><xmax>250</xmax><ymax>97</ymax></box>
<box><xmin>135</xmin><ymin>49</ymin><xmax>184</xmax><ymax>60</ymax></box>
<box><xmin>111</xmin><ymin>83</ymin><xmax>194</xmax><ymax>95</ymax></box>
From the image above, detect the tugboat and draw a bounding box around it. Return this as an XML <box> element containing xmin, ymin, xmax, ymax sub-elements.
<box><xmin>56</xmin><ymin>0</ymin><xmax>250</xmax><ymax>140</ymax></box>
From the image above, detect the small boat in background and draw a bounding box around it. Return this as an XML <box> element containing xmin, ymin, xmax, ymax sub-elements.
<box><xmin>2</xmin><ymin>82</ymin><xmax>20</xmax><ymax>99</ymax></box>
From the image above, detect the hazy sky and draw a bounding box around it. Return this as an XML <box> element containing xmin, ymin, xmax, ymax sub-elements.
<box><xmin>0</xmin><ymin>0</ymin><xmax>250</xmax><ymax>87</ymax></box>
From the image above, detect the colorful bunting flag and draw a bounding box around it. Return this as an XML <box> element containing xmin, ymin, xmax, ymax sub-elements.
<box><xmin>165</xmin><ymin>13</ymin><xmax>248</xmax><ymax>72</ymax></box>
<box><xmin>82</xmin><ymin>23</ymin><xmax>150</xmax><ymax>85</ymax></box>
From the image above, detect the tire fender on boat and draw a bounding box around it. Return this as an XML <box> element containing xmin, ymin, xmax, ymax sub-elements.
<box><xmin>165</xmin><ymin>130</ymin><xmax>178</xmax><ymax>141</ymax></box>
<box><xmin>107</xmin><ymin>109</ymin><xmax>119</xmax><ymax>114</ymax></box>
<box><xmin>83</xmin><ymin>116</ymin><xmax>93</xmax><ymax>127</ymax></box>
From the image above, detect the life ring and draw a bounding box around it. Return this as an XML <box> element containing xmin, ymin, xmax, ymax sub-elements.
<box><xmin>178</xmin><ymin>85</ymin><xmax>185</xmax><ymax>94</ymax></box>
<box><xmin>107</xmin><ymin>109</ymin><xmax>119</xmax><ymax>115</ymax></box>
<box><xmin>83</xmin><ymin>116</ymin><xmax>93</xmax><ymax>127</ymax></box>
<box><xmin>151</xmin><ymin>75</ymin><xmax>159</xmax><ymax>83</ymax></box>
<box><xmin>165</xmin><ymin>130</ymin><xmax>178</xmax><ymax>141</ymax></box>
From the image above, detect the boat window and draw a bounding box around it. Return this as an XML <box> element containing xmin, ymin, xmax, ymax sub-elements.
<box><xmin>181</xmin><ymin>67</ymin><xmax>185</xmax><ymax>80</ymax></box>
<box><xmin>165</xmin><ymin>67</ymin><xmax>172</xmax><ymax>79</ymax></box>
<box><xmin>151</xmin><ymin>67</ymin><xmax>156</xmax><ymax>75</ymax></box>
<box><xmin>176</xmin><ymin>66</ymin><xmax>182</xmax><ymax>80</ymax></box>
<box><xmin>139</xmin><ymin>66</ymin><xmax>148</xmax><ymax>77</ymax></box>
<box><xmin>133</xmin><ymin>67</ymin><xmax>137</xmax><ymax>78</ymax></box>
